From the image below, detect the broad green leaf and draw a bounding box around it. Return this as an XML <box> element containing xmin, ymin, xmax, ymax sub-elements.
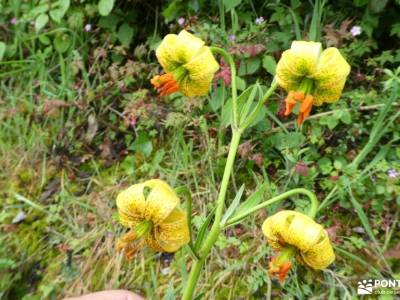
<box><xmin>239</xmin><ymin>57</ymin><xmax>261</xmax><ymax>75</ymax></box>
<box><xmin>54</xmin><ymin>33</ymin><xmax>71</xmax><ymax>53</ymax></box>
<box><xmin>35</xmin><ymin>14</ymin><xmax>49</xmax><ymax>32</ymax></box>
<box><xmin>320</xmin><ymin>115</ymin><xmax>339</xmax><ymax>130</ymax></box>
<box><xmin>117</xmin><ymin>23</ymin><xmax>134</xmax><ymax>46</ymax></box>
<box><xmin>98</xmin><ymin>0</ymin><xmax>115</xmax><ymax>16</ymax></box>
<box><xmin>209</xmin><ymin>84</ymin><xmax>225</xmax><ymax>112</ymax></box>
<box><xmin>340</xmin><ymin>110</ymin><xmax>352</xmax><ymax>124</ymax></box>
<box><xmin>235</xmin><ymin>76</ymin><xmax>246</xmax><ymax>91</ymax></box>
<box><xmin>224</xmin><ymin>0</ymin><xmax>241</xmax><ymax>11</ymax></box>
<box><xmin>129</xmin><ymin>132</ymin><xmax>153</xmax><ymax>157</ymax></box>
<box><xmin>221</xmin><ymin>185</ymin><xmax>245</xmax><ymax>226</ymax></box>
<box><xmin>49</xmin><ymin>0</ymin><xmax>70</xmax><ymax>23</ymax></box>
<box><xmin>262</xmin><ymin>55</ymin><xmax>277</xmax><ymax>76</ymax></box>
<box><xmin>0</xmin><ymin>42</ymin><xmax>6</xmax><ymax>61</ymax></box>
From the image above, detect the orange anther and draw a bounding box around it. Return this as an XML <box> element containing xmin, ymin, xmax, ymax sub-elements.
<box><xmin>151</xmin><ymin>73</ymin><xmax>180</xmax><ymax>97</ymax></box>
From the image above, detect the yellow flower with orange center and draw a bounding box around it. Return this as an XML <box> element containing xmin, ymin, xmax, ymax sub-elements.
<box><xmin>262</xmin><ymin>210</ymin><xmax>335</xmax><ymax>282</ymax></box>
<box><xmin>116</xmin><ymin>179</ymin><xmax>190</xmax><ymax>258</ymax></box>
<box><xmin>151</xmin><ymin>30</ymin><xmax>219</xmax><ymax>97</ymax></box>
<box><xmin>276</xmin><ymin>41</ymin><xmax>350</xmax><ymax>125</ymax></box>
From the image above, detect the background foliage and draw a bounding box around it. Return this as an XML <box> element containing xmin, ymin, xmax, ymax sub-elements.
<box><xmin>0</xmin><ymin>0</ymin><xmax>399</xmax><ymax>299</ymax></box>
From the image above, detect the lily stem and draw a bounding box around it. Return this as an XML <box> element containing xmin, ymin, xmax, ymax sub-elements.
<box><xmin>210</xmin><ymin>46</ymin><xmax>238</xmax><ymax>128</ymax></box>
<box><xmin>182</xmin><ymin>129</ymin><xmax>242</xmax><ymax>300</ymax></box>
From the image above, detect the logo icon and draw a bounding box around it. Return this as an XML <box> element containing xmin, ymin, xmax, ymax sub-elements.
<box><xmin>358</xmin><ymin>279</ymin><xmax>373</xmax><ymax>295</ymax></box>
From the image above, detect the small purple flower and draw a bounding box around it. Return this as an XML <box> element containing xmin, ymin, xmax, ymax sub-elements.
<box><xmin>370</xmin><ymin>175</ymin><xmax>377</xmax><ymax>182</ymax></box>
<box><xmin>255</xmin><ymin>16</ymin><xmax>265</xmax><ymax>25</ymax></box>
<box><xmin>228</xmin><ymin>35</ymin><xmax>236</xmax><ymax>42</ymax></box>
<box><xmin>10</xmin><ymin>17</ymin><xmax>17</xmax><ymax>25</ymax></box>
<box><xmin>177</xmin><ymin>17</ymin><xmax>185</xmax><ymax>26</ymax></box>
<box><xmin>388</xmin><ymin>169</ymin><xmax>398</xmax><ymax>178</ymax></box>
<box><xmin>350</xmin><ymin>26</ymin><xmax>362</xmax><ymax>37</ymax></box>
<box><xmin>84</xmin><ymin>24</ymin><xmax>92</xmax><ymax>32</ymax></box>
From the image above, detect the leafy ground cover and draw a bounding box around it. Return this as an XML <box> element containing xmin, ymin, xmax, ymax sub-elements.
<box><xmin>0</xmin><ymin>0</ymin><xmax>399</xmax><ymax>299</ymax></box>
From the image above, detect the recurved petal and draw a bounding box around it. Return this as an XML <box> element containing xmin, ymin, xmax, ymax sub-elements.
<box><xmin>179</xmin><ymin>46</ymin><xmax>219</xmax><ymax>97</ymax></box>
<box><xmin>156</xmin><ymin>30</ymin><xmax>205</xmax><ymax>73</ymax></box>
<box><xmin>184</xmin><ymin>46</ymin><xmax>219</xmax><ymax>79</ymax></box>
<box><xmin>282</xmin><ymin>213</ymin><xmax>324</xmax><ymax>252</ymax></box>
<box><xmin>300</xmin><ymin>231</ymin><xmax>335</xmax><ymax>269</ymax></box>
<box><xmin>154</xmin><ymin>208</ymin><xmax>190</xmax><ymax>252</ymax></box>
<box><xmin>116</xmin><ymin>179</ymin><xmax>180</xmax><ymax>227</ymax></box>
<box><xmin>276</xmin><ymin>41</ymin><xmax>322</xmax><ymax>92</ymax></box>
<box><xmin>312</xmin><ymin>47</ymin><xmax>350</xmax><ymax>105</ymax></box>
<box><xmin>262</xmin><ymin>210</ymin><xmax>297</xmax><ymax>250</ymax></box>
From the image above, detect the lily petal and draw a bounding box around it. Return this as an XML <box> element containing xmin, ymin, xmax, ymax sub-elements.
<box><xmin>312</xmin><ymin>48</ymin><xmax>351</xmax><ymax>105</ymax></box>
<box><xmin>276</xmin><ymin>41</ymin><xmax>322</xmax><ymax>92</ymax></box>
<box><xmin>180</xmin><ymin>46</ymin><xmax>219</xmax><ymax>97</ymax></box>
<box><xmin>154</xmin><ymin>208</ymin><xmax>190</xmax><ymax>252</ymax></box>
<box><xmin>301</xmin><ymin>231</ymin><xmax>335</xmax><ymax>269</ymax></box>
<box><xmin>156</xmin><ymin>30</ymin><xmax>205</xmax><ymax>73</ymax></box>
<box><xmin>116</xmin><ymin>179</ymin><xmax>180</xmax><ymax>227</ymax></box>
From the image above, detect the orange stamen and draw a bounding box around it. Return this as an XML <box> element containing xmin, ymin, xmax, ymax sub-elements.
<box><xmin>151</xmin><ymin>73</ymin><xmax>180</xmax><ymax>97</ymax></box>
<box><xmin>284</xmin><ymin>92</ymin><xmax>297</xmax><ymax>116</ymax></box>
<box><xmin>269</xmin><ymin>257</ymin><xmax>292</xmax><ymax>283</ymax></box>
<box><xmin>293</xmin><ymin>91</ymin><xmax>305</xmax><ymax>101</ymax></box>
<box><xmin>297</xmin><ymin>95</ymin><xmax>313</xmax><ymax>125</ymax></box>
<box><xmin>116</xmin><ymin>230</ymin><xmax>145</xmax><ymax>259</ymax></box>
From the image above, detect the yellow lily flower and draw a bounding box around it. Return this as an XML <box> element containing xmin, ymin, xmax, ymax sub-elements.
<box><xmin>262</xmin><ymin>210</ymin><xmax>335</xmax><ymax>282</ymax></box>
<box><xmin>116</xmin><ymin>179</ymin><xmax>190</xmax><ymax>258</ymax></box>
<box><xmin>151</xmin><ymin>30</ymin><xmax>219</xmax><ymax>97</ymax></box>
<box><xmin>276</xmin><ymin>41</ymin><xmax>350</xmax><ymax>125</ymax></box>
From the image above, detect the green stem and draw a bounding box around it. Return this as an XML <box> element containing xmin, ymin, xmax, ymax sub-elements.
<box><xmin>218</xmin><ymin>0</ymin><xmax>225</xmax><ymax>31</ymax></box>
<box><xmin>210</xmin><ymin>46</ymin><xmax>238</xmax><ymax>128</ymax></box>
<box><xmin>240</xmin><ymin>79</ymin><xmax>278</xmax><ymax>130</ymax></box>
<box><xmin>224</xmin><ymin>188</ymin><xmax>319</xmax><ymax>227</ymax></box>
<box><xmin>182</xmin><ymin>130</ymin><xmax>242</xmax><ymax>300</ymax></box>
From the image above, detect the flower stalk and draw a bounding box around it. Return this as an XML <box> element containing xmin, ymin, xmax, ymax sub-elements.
<box><xmin>182</xmin><ymin>47</ymin><xmax>279</xmax><ymax>299</ymax></box>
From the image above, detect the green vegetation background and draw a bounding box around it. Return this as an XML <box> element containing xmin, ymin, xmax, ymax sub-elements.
<box><xmin>0</xmin><ymin>0</ymin><xmax>399</xmax><ymax>299</ymax></box>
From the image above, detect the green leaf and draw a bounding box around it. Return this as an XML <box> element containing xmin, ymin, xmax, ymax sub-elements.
<box><xmin>271</xmin><ymin>132</ymin><xmax>305</xmax><ymax>150</ymax></box>
<box><xmin>224</xmin><ymin>0</ymin><xmax>241</xmax><ymax>11</ymax></box>
<box><xmin>54</xmin><ymin>33</ymin><xmax>71</xmax><ymax>53</ymax></box>
<box><xmin>353</xmin><ymin>0</ymin><xmax>368</xmax><ymax>6</ymax></box>
<box><xmin>221</xmin><ymin>85</ymin><xmax>254</xmax><ymax>127</ymax></box>
<box><xmin>239</xmin><ymin>84</ymin><xmax>259</xmax><ymax>125</ymax></box>
<box><xmin>320</xmin><ymin>115</ymin><xmax>339</xmax><ymax>130</ymax></box>
<box><xmin>49</xmin><ymin>0</ymin><xmax>70</xmax><ymax>23</ymax></box>
<box><xmin>130</xmin><ymin>132</ymin><xmax>153</xmax><ymax>157</ymax></box>
<box><xmin>221</xmin><ymin>185</ymin><xmax>245</xmax><ymax>226</ymax></box>
<box><xmin>35</xmin><ymin>14</ymin><xmax>49</xmax><ymax>32</ymax></box>
<box><xmin>235</xmin><ymin>76</ymin><xmax>246</xmax><ymax>91</ymax></box>
<box><xmin>121</xmin><ymin>156</ymin><xmax>135</xmax><ymax>176</ymax></box>
<box><xmin>239</xmin><ymin>58</ymin><xmax>260</xmax><ymax>75</ymax></box>
<box><xmin>228</xmin><ymin>183</ymin><xmax>268</xmax><ymax>224</ymax></box>
<box><xmin>209</xmin><ymin>84</ymin><xmax>225</xmax><ymax>112</ymax></box>
<box><xmin>117</xmin><ymin>23</ymin><xmax>134</xmax><ymax>46</ymax></box>
<box><xmin>340</xmin><ymin>110</ymin><xmax>352</xmax><ymax>124</ymax></box>
<box><xmin>0</xmin><ymin>42</ymin><xmax>6</xmax><ymax>61</ymax></box>
<box><xmin>262</xmin><ymin>55</ymin><xmax>277</xmax><ymax>76</ymax></box>
<box><xmin>194</xmin><ymin>207</ymin><xmax>216</xmax><ymax>251</ymax></box>
<box><xmin>98</xmin><ymin>0</ymin><xmax>115</xmax><ymax>16</ymax></box>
